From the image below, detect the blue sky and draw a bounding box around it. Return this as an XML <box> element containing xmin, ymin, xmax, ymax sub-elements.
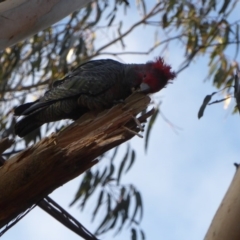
<box><xmin>3</xmin><ymin>1</ymin><xmax>240</xmax><ymax>240</ymax></box>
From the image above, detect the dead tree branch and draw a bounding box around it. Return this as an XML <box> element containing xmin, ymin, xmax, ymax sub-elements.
<box><xmin>0</xmin><ymin>93</ymin><xmax>154</xmax><ymax>228</ymax></box>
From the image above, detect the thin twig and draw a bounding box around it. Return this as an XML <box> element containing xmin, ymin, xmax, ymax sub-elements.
<box><xmin>122</xmin><ymin>126</ymin><xmax>143</xmax><ymax>138</ymax></box>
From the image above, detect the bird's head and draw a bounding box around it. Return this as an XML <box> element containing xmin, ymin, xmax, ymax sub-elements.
<box><xmin>139</xmin><ymin>57</ymin><xmax>176</xmax><ymax>94</ymax></box>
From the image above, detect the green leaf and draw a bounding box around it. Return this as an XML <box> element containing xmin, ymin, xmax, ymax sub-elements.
<box><xmin>95</xmin><ymin>193</ymin><xmax>112</xmax><ymax>234</ymax></box>
<box><xmin>92</xmin><ymin>190</ymin><xmax>104</xmax><ymax>221</ymax></box>
<box><xmin>213</xmin><ymin>67</ymin><xmax>225</xmax><ymax>87</ymax></box>
<box><xmin>93</xmin><ymin>170</ymin><xmax>100</xmax><ymax>188</ymax></box>
<box><xmin>140</xmin><ymin>229</ymin><xmax>145</xmax><ymax>240</ymax></box>
<box><xmin>198</xmin><ymin>94</ymin><xmax>215</xmax><ymax>119</ymax></box>
<box><xmin>131</xmin><ymin>190</ymin><xmax>143</xmax><ymax>223</ymax></box>
<box><xmin>135</xmin><ymin>191</ymin><xmax>143</xmax><ymax>221</ymax></box>
<box><xmin>125</xmin><ymin>149</ymin><xmax>135</xmax><ymax>173</ymax></box>
<box><xmin>103</xmin><ymin>163</ymin><xmax>115</xmax><ymax>186</ymax></box>
<box><xmin>114</xmin><ymin>193</ymin><xmax>130</xmax><ymax>235</ymax></box>
<box><xmin>117</xmin><ymin>145</ymin><xmax>129</xmax><ymax>184</ymax></box>
<box><xmin>140</xmin><ymin>0</ymin><xmax>146</xmax><ymax>16</ymax></box>
<box><xmin>162</xmin><ymin>13</ymin><xmax>168</xmax><ymax>28</ymax></box>
<box><xmin>108</xmin><ymin>14</ymin><xmax>116</xmax><ymax>26</ymax></box>
<box><xmin>219</xmin><ymin>0</ymin><xmax>231</xmax><ymax>14</ymax></box>
<box><xmin>99</xmin><ymin>167</ymin><xmax>107</xmax><ymax>184</ymax></box>
<box><xmin>131</xmin><ymin>228</ymin><xmax>137</xmax><ymax>240</ymax></box>
<box><xmin>69</xmin><ymin>170</ymin><xmax>93</xmax><ymax>206</ymax></box>
<box><xmin>111</xmin><ymin>146</ymin><xmax>119</xmax><ymax>162</ymax></box>
<box><xmin>145</xmin><ymin>108</ymin><xmax>159</xmax><ymax>152</ymax></box>
<box><xmin>123</xmin><ymin>193</ymin><xmax>130</xmax><ymax>220</ymax></box>
<box><xmin>108</xmin><ymin>215</ymin><xmax>118</xmax><ymax>230</ymax></box>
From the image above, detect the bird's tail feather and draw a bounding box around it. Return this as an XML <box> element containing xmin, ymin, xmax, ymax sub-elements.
<box><xmin>15</xmin><ymin>114</ymin><xmax>43</xmax><ymax>137</ymax></box>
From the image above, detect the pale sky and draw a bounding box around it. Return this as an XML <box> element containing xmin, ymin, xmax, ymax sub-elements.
<box><xmin>3</xmin><ymin>2</ymin><xmax>240</xmax><ymax>240</ymax></box>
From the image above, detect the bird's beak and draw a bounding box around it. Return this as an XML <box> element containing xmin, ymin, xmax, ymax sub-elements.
<box><xmin>140</xmin><ymin>83</ymin><xmax>150</xmax><ymax>93</ymax></box>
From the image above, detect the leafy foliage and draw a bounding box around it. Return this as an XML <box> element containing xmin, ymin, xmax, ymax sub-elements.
<box><xmin>1</xmin><ymin>0</ymin><xmax>240</xmax><ymax>239</ymax></box>
<box><xmin>70</xmin><ymin>145</ymin><xmax>143</xmax><ymax>237</ymax></box>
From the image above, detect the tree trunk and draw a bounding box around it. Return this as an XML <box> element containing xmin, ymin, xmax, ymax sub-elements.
<box><xmin>0</xmin><ymin>0</ymin><xmax>91</xmax><ymax>50</ymax></box>
<box><xmin>204</xmin><ymin>165</ymin><xmax>240</xmax><ymax>240</ymax></box>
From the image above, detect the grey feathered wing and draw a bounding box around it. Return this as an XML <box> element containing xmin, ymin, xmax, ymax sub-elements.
<box><xmin>14</xmin><ymin>59</ymin><xmax>123</xmax><ymax>137</ymax></box>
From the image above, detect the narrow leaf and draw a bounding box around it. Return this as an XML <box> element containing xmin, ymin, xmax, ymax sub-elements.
<box><xmin>145</xmin><ymin>108</ymin><xmax>159</xmax><ymax>151</ymax></box>
<box><xmin>110</xmin><ymin>146</ymin><xmax>119</xmax><ymax>162</ymax></box>
<box><xmin>95</xmin><ymin>193</ymin><xmax>112</xmax><ymax>234</ymax></box>
<box><xmin>219</xmin><ymin>0</ymin><xmax>231</xmax><ymax>14</ymax></box>
<box><xmin>162</xmin><ymin>13</ymin><xmax>168</xmax><ymax>28</ymax></box>
<box><xmin>108</xmin><ymin>215</ymin><xmax>118</xmax><ymax>230</ymax></box>
<box><xmin>198</xmin><ymin>93</ymin><xmax>216</xmax><ymax>119</ymax></box>
<box><xmin>135</xmin><ymin>191</ymin><xmax>143</xmax><ymax>221</ymax></box>
<box><xmin>99</xmin><ymin>167</ymin><xmax>107</xmax><ymax>184</ymax></box>
<box><xmin>114</xmin><ymin>194</ymin><xmax>130</xmax><ymax>235</ymax></box>
<box><xmin>125</xmin><ymin>150</ymin><xmax>135</xmax><ymax>174</ymax></box>
<box><xmin>140</xmin><ymin>229</ymin><xmax>145</xmax><ymax>240</ymax></box>
<box><xmin>117</xmin><ymin>145</ymin><xmax>129</xmax><ymax>184</ymax></box>
<box><xmin>70</xmin><ymin>170</ymin><xmax>92</xmax><ymax>206</ymax></box>
<box><xmin>130</xmin><ymin>190</ymin><xmax>143</xmax><ymax>224</ymax></box>
<box><xmin>131</xmin><ymin>228</ymin><xmax>137</xmax><ymax>240</ymax></box>
<box><xmin>92</xmin><ymin>190</ymin><xmax>104</xmax><ymax>221</ymax></box>
<box><xmin>108</xmin><ymin>14</ymin><xmax>115</xmax><ymax>26</ymax></box>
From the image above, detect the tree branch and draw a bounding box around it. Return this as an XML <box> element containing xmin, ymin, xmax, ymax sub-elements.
<box><xmin>92</xmin><ymin>2</ymin><xmax>163</xmax><ymax>57</ymax></box>
<box><xmin>0</xmin><ymin>93</ymin><xmax>154</xmax><ymax>228</ymax></box>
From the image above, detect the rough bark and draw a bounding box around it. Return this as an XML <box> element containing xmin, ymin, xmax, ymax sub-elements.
<box><xmin>0</xmin><ymin>93</ymin><xmax>154</xmax><ymax>228</ymax></box>
<box><xmin>204</xmin><ymin>165</ymin><xmax>240</xmax><ymax>240</ymax></box>
<box><xmin>0</xmin><ymin>0</ymin><xmax>91</xmax><ymax>50</ymax></box>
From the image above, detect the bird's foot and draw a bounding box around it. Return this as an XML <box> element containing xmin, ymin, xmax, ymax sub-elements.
<box><xmin>113</xmin><ymin>99</ymin><xmax>125</xmax><ymax>105</ymax></box>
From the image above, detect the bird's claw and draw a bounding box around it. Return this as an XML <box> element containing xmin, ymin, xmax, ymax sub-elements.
<box><xmin>113</xmin><ymin>99</ymin><xmax>125</xmax><ymax>105</ymax></box>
